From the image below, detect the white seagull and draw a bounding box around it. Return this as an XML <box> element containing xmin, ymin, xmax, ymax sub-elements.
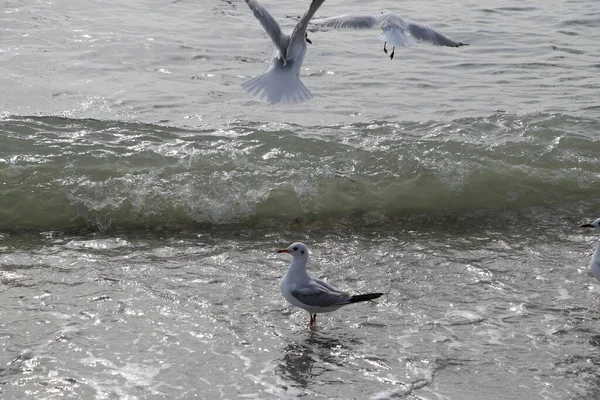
<box><xmin>277</xmin><ymin>242</ymin><xmax>383</xmax><ymax>327</ymax></box>
<box><xmin>242</xmin><ymin>0</ymin><xmax>326</xmax><ymax>105</ymax></box>
<box><xmin>581</xmin><ymin>218</ymin><xmax>600</xmax><ymax>283</ymax></box>
<box><xmin>313</xmin><ymin>12</ymin><xmax>467</xmax><ymax>59</ymax></box>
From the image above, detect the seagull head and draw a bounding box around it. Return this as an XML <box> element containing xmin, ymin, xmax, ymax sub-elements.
<box><xmin>305</xmin><ymin>32</ymin><xmax>312</xmax><ymax>44</ymax></box>
<box><xmin>581</xmin><ymin>218</ymin><xmax>600</xmax><ymax>230</ymax></box>
<box><xmin>277</xmin><ymin>242</ymin><xmax>309</xmax><ymax>258</ymax></box>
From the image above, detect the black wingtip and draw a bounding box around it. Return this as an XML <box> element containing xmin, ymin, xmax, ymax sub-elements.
<box><xmin>349</xmin><ymin>293</ymin><xmax>384</xmax><ymax>303</ymax></box>
<box><xmin>457</xmin><ymin>42</ymin><xmax>468</xmax><ymax>47</ymax></box>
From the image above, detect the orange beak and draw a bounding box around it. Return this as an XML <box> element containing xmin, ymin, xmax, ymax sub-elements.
<box><xmin>276</xmin><ymin>249</ymin><xmax>289</xmax><ymax>253</ymax></box>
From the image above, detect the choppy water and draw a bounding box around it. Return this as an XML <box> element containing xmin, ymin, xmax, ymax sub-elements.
<box><xmin>2</xmin><ymin>0</ymin><xmax>600</xmax><ymax>398</ymax></box>
<box><xmin>2</xmin><ymin>113</ymin><xmax>600</xmax><ymax>233</ymax></box>
<box><xmin>3</xmin><ymin>229</ymin><xmax>600</xmax><ymax>399</ymax></box>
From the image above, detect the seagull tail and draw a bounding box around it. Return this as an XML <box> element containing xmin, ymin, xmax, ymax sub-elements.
<box><xmin>348</xmin><ymin>293</ymin><xmax>384</xmax><ymax>303</ymax></box>
<box><xmin>242</xmin><ymin>65</ymin><xmax>312</xmax><ymax>105</ymax></box>
<box><xmin>378</xmin><ymin>30</ymin><xmax>416</xmax><ymax>47</ymax></box>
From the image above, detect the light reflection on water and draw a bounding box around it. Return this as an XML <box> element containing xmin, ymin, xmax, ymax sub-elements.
<box><xmin>0</xmin><ymin>227</ymin><xmax>599</xmax><ymax>398</ymax></box>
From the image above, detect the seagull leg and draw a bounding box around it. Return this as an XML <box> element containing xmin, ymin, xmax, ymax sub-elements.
<box><xmin>390</xmin><ymin>46</ymin><xmax>395</xmax><ymax>60</ymax></box>
<box><xmin>383</xmin><ymin>41</ymin><xmax>388</xmax><ymax>54</ymax></box>
<box><xmin>309</xmin><ymin>314</ymin><xmax>316</xmax><ymax>327</ymax></box>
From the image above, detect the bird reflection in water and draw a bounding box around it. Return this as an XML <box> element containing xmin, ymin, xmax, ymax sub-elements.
<box><xmin>277</xmin><ymin>331</ymin><xmax>360</xmax><ymax>389</ymax></box>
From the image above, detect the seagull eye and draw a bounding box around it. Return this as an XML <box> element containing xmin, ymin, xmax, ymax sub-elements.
<box><xmin>293</xmin><ymin>247</ymin><xmax>298</xmax><ymax>251</ymax></box>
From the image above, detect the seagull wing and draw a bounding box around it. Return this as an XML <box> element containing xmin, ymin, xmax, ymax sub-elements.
<box><xmin>313</xmin><ymin>13</ymin><xmax>416</xmax><ymax>47</ymax></box>
<box><xmin>244</xmin><ymin>0</ymin><xmax>288</xmax><ymax>56</ymax></box>
<box><xmin>312</xmin><ymin>14</ymin><xmax>379</xmax><ymax>30</ymax></box>
<box><xmin>406</xmin><ymin>20</ymin><xmax>466</xmax><ymax>47</ymax></box>
<box><xmin>291</xmin><ymin>280</ymin><xmax>352</xmax><ymax>308</ymax></box>
<box><xmin>289</xmin><ymin>0</ymin><xmax>326</xmax><ymax>47</ymax></box>
<box><xmin>312</xmin><ymin>277</ymin><xmax>346</xmax><ymax>294</ymax></box>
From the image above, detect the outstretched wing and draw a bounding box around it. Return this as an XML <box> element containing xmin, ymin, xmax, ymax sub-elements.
<box><xmin>314</xmin><ymin>11</ymin><xmax>467</xmax><ymax>48</ymax></box>
<box><xmin>312</xmin><ymin>14</ymin><xmax>379</xmax><ymax>30</ymax></box>
<box><xmin>244</xmin><ymin>0</ymin><xmax>288</xmax><ymax>55</ymax></box>
<box><xmin>406</xmin><ymin>21</ymin><xmax>466</xmax><ymax>47</ymax></box>
<box><xmin>290</xmin><ymin>0</ymin><xmax>327</xmax><ymax>44</ymax></box>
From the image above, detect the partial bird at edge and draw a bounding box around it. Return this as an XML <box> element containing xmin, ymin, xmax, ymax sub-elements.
<box><xmin>581</xmin><ymin>218</ymin><xmax>600</xmax><ymax>283</ymax></box>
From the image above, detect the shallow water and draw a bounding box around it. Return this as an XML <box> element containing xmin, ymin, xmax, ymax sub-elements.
<box><xmin>2</xmin><ymin>227</ymin><xmax>600</xmax><ymax>399</ymax></box>
<box><xmin>2</xmin><ymin>0</ymin><xmax>600</xmax><ymax>398</ymax></box>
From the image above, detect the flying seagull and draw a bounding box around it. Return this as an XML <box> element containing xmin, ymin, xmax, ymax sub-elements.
<box><xmin>313</xmin><ymin>12</ymin><xmax>467</xmax><ymax>59</ymax></box>
<box><xmin>242</xmin><ymin>0</ymin><xmax>326</xmax><ymax>104</ymax></box>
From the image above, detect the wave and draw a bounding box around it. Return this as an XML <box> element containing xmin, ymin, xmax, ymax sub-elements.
<box><xmin>1</xmin><ymin>113</ymin><xmax>600</xmax><ymax>232</ymax></box>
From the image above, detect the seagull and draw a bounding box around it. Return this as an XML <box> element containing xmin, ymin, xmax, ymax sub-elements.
<box><xmin>241</xmin><ymin>0</ymin><xmax>325</xmax><ymax>105</ymax></box>
<box><xmin>581</xmin><ymin>218</ymin><xmax>600</xmax><ymax>283</ymax></box>
<box><xmin>277</xmin><ymin>242</ymin><xmax>383</xmax><ymax>327</ymax></box>
<box><xmin>312</xmin><ymin>12</ymin><xmax>467</xmax><ymax>60</ymax></box>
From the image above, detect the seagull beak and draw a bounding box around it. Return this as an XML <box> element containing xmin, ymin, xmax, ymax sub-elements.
<box><xmin>305</xmin><ymin>37</ymin><xmax>312</xmax><ymax>44</ymax></box>
<box><xmin>581</xmin><ymin>224</ymin><xmax>594</xmax><ymax>228</ymax></box>
<box><xmin>277</xmin><ymin>249</ymin><xmax>289</xmax><ymax>253</ymax></box>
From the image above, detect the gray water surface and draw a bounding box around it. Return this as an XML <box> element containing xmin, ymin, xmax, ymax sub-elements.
<box><xmin>2</xmin><ymin>227</ymin><xmax>600</xmax><ymax>399</ymax></box>
<box><xmin>1</xmin><ymin>0</ymin><xmax>598</xmax><ymax>126</ymax></box>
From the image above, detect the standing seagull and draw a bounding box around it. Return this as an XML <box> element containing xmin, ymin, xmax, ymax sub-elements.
<box><xmin>581</xmin><ymin>218</ymin><xmax>600</xmax><ymax>283</ymax></box>
<box><xmin>313</xmin><ymin>12</ymin><xmax>467</xmax><ymax>59</ymax></box>
<box><xmin>277</xmin><ymin>242</ymin><xmax>383</xmax><ymax>327</ymax></box>
<box><xmin>242</xmin><ymin>0</ymin><xmax>325</xmax><ymax>105</ymax></box>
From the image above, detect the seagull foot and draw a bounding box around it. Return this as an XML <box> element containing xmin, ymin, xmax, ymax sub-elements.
<box><xmin>309</xmin><ymin>314</ymin><xmax>317</xmax><ymax>328</ymax></box>
<box><xmin>383</xmin><ymin>41</ymin><xmax>388</xmax><ymax>54</ymax></box>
